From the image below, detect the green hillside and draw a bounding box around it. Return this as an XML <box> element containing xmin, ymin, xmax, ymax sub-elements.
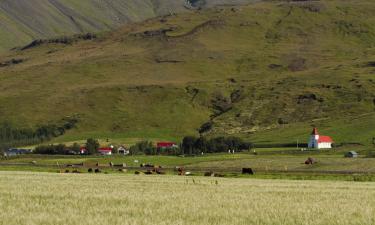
<box><xmin>0</xmin><ymin>0</ymin><xmax>252</xmax><ymax>52</ymax></box>
<box><xmin>1</xmin><ymin>0</ymin><xmax>375</xmax><ymax>146</ymax></box>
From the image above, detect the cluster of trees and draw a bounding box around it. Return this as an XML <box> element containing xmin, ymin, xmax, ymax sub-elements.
<box><xmin>0</xmin><ymin>117</ymin><xmax>78</xmax><ymax>148</ymax></box>
<box><xmin>129</xmin><ymin>141</ymin><xmax>179</xmax><ymax>155</ymax></box>
<box><xmin>128</xmin><ymin>136</ymin><xmax>252</xmax><ymax>156</ymax></box>
<box><xmin>34</xmin><ymin>138</ymin><xmax>99</xmax><ymax>155</ymax></box>
<box><xmin>31</xmin><ymin>136</ymin><xmax>251</xmax><ymax>156</ymax></box>
<box><xmin>34</xmin><ymin>144</ymin><xmax>77</xmax><ymax>155</ymax></box>
<box><xmin>181</xmin><ymin>136</ymin><xmax>252</xmax><ymax>155</ymax></box>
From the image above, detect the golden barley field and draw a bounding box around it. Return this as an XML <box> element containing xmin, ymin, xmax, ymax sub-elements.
<box><xmin>0</xmin><ymin>172</ymin><xmax>374</xmax><ymax>225</ymax></box>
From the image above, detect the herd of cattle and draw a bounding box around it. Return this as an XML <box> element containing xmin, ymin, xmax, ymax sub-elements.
<box><xmin>62</xmin><ymin>161</ymin><xmax>256</xmax><ymax>176</ymax></box>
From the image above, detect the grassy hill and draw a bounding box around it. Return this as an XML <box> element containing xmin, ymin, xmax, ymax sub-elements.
<box><xmin>1</xmin><ymin>0</ymin><xmax>375</xmax><ymax>146</ymax></box>
<box><xmin>0</xmin><ymin>0</ymin><xmax>252</xmax><ymax>52</ymax></box>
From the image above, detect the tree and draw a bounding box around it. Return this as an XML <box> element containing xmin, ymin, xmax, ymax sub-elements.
<box><xmin>194</xmin><ymin>137</ymin><xmax>209</xmax><ymax>154</ymax></box>
<box><xmin>182</xmin><ymin>136</ymin><xmax>197</xmax><ymax>155</ymax></box>
<box><xmin>180</xmin><ymin>135</ymin><xmax>252</xmax><ymax>155</ymax></box>
<box><xmin>71</xmin><ymin>143</ymin><xmax>81</xmax><ymax>154</ymax></box>
<box><xmin>130</xmin><ymin>141</ymin><xmax>155</xmax><ymax>155</ymax></box>
<box><xmin>0</xmin><ymin>146</ymin><xmax>5</xmax><ymax>157</ymax></box>
<box><xmin>85</xmin><ymin>138</ymin><xmax>99</xmax><ymax>155</ymax></box>
<box><xmin>55</xmin><ymin>144</ymin><xmax>67</xmax><ymax>154</ymax></box>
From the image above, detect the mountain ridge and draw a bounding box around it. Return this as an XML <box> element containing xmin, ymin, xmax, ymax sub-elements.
<box><xmin>0</xmin><ymin>0</ymin><xmax>253</xmax><ymax>52</ymax></box>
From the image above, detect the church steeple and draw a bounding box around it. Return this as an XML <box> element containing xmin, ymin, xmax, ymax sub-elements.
<box><xmin>311</xmin><ymin>128</ymin><xmax>319</xmax><ymax>135</ymax></box>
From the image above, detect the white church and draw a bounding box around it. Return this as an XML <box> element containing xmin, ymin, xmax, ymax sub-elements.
<box><xmin>308</xmin><ymin>128</ymin><xmax>333</xmax><ymax>149</ymax></box>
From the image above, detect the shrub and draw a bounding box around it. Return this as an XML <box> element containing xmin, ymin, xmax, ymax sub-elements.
<box><xmin>129</xmin><ymin>141</ymin><xmax>155</xmax><ymax>155</ymax></box>
<box><xmin>34</xmin><ymin>144</ymin><xmax>67</xmax><ymax>155</ymax></box>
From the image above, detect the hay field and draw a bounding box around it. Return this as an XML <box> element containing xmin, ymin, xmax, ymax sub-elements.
<box><xmin>0</xmin><ymin>172</ymin><xmax>374</xmax><ymax>225</ymax></box>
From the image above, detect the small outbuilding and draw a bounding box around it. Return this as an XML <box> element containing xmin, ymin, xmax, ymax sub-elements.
<box><xmin>345</xmin><ymin>151</ymin><xmax>358</xmax><ymax>158</ymax></box>
<box><xmin>117</xmin><ymin>146</ymin><xmax>129</xmax><ymax>155</ymax></box>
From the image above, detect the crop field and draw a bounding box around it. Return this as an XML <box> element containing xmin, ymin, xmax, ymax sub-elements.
<box><xmin>0</xmin><ymin>171</ymin><xmax>374</xmax><ymax>225</ymax></box>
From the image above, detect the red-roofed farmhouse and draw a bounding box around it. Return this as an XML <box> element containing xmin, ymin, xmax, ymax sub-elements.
<box><xmin>98</xmin><ymin>147</ymin><xmax>112</xmax><ymax>155</ymax></box>
<box><xmin>157</xmin><ymin>142</ymin><xmax>178</xmax><ymax>149</ymax></box>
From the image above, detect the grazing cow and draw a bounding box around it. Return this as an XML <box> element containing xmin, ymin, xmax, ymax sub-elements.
<box><xmin>144</xmin><ymin>170</ymin><xmax>153</xmax><ymax>175</ymax></box>
<box><xmin>88</xmin><ymin>168</ymin><xmax>93</xmax><ymax>173</ymax></box>
<box><xmin>305</xmin><ymin>157</ymin><xmax>316</xmax><ymax>165</ymax></box>
<box><xmin>152</xmin><ymin>167</ymin><xmax>165</xmax><ymax>175</ymax></box>
<box><xmin>204</xmin><ymin>171</ymin><xmax>214</xmax><ymax>177</ymax></box>
<box><xmin>242</xmin><ymin>168</ymin><xmax>254</xmax><ymax>175</ymax></box>
<box><xmin>156</xmin><ymin>170</ymin><xmax>165</xmax><ymax>175</ymax></box>
<box><xmin>177</xmin><ymin>167</ymin><xmax>185</xmax><ymax>176</ymax></box>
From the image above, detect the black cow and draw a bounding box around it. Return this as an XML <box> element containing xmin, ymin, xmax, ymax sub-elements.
<box><xmin>242</xmin><ymin>168</ymin><xmax>254</xmax><ymax>175</ymax></box>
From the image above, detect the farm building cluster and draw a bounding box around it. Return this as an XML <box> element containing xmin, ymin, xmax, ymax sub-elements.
<box><xmin>79</xmin><ymin>142</ymin><xmax>178</xmax><ymax>155</ymax></box>
<box><xmin>1</xmin><ymin>128</ymin><xmax>343</xmax><ymax>157</ymax></box>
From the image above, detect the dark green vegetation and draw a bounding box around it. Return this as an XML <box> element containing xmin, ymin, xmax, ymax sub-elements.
<box><xmin>0</xmin><ymin>117</ymin><xmax>78</xmax><ymax>149</ymax></box>
<box><xmin>0</xmin><ymin>0</ymin><xmax>251</xmax><ymax>52</ymax></box>
<box><xmin>1</xmin><ymin>0</ymin><xmax>375</xmax><ymax>146</ymax></box>
<box><xmin>181</xmin><ymin>136</ymin><xmax>252</xmax><ymax>154</ymax></box>
<box><xmin>32</xmin><ymin>136</ymin><xmax>251</xmax><ymax>155</ymax></box>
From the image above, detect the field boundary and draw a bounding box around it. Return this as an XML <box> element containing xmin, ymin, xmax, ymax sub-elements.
<box><xmin>1</xmin><ymin>162</ymin><xmax>375</xmax><ymax>175</ymax></box>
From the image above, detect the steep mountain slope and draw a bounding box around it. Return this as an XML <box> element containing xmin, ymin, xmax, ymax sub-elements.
<box><xmin>0</xmin><ymin>0</ymin><xmax>252</xmax><ymax>52</ymax></box>
<box><xmin>1</xmin><ymin>0</ymin><xmax>375</xmax><ymax>145</ymax></box>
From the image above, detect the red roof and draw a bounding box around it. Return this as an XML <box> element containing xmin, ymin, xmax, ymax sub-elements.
<box><xmin>311</xmin><ymin>128</ymin><xmax>319</xmax><ymax>135</ymax></box>
<box><xmin>157</xmin><ymin>142</ymin><xmax>176</xmax><ymax>148</ymax></box>
<box><xmin>318</xmin><ymin>136</ymin><xmax>333</xmax><ymax>143</ymax></box>
<box><xmin>99</xmin><ymin>147</ymin><xmax>112</xmax><ymax>152</ymax></box>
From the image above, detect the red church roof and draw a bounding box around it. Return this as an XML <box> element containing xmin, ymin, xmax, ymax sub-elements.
<box><xmin>311</xmin><ymin>128</ymin><xmax>333</xmax><ymax>143</ymax></box>
<box><xmin>318</xmin><ymin>136</ymin><xmax>333</xmax><ymax>143</ymax></box>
